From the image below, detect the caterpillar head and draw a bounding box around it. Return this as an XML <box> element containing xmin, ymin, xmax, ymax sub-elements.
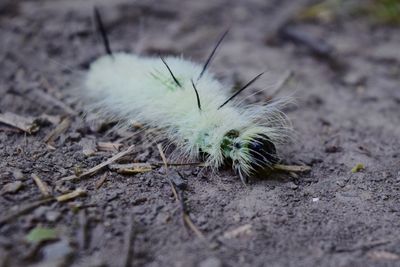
<box><xmin>221</xmin><ymin>129</ymin><xmax>279</xmax><ymax>183</ymax></box>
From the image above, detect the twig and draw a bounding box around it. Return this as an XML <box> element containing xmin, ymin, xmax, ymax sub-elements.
<box><xmin>157</xmin><ymin>144</ymin><xmax>204</xmax><ymax>239</ymax></box>
<box><xmin>43</xmin><ymin>117</ymin><xmax>71</xmax><ymax>144</ymax></box>
<box><xmin>335</xmin><ymin>239</ymin><xmax>393</xmax><ymax>253</ymax></box>
<box><xmin>56</xmin><ymin>188</ymin><xmax>86</xmax><ymax>202</ymax></box>
<box><xmin>178</xmin><ymin>189</ymin><xmax>205</xmax><ymax>239</ymax></box>
<box><xmin>273</xmin><ymin>164</ymin><xmax>311</xmax><ymax>173</ymax></box>
<box><xmin>114</xmin><ymin>162</ymin><xmax>206</xmax><ymax>168</ymax></box>
<box><xmin>97</xmin><ymin>142</ymin><xmax>122</xmax><ymax>152</ymax></box>
<box><xmin>31</xmin><ymin>173</ymin><xmax>52</xmax><ymax>197</ymax></box>
<box><xmin>60</xmin><ymin>145</ymin><xmax>135</xmax><ymax>181</ymax></box>
<box><xmin>77</xmin><ymin>210</ymin><xmax>89</xmax><ymax>250</ymax></box>
<box><xmin>153</xmin><ymin>162</ymin><xmax>207</xmax><ymax>167</ymax></box>
<box><xmin>223</xmin><ymin>224</ymin><xmax>253</xmax><ymax>239</ymax></box>
<box><xmin>95</xmin><ymin>172</ymin><xmax>108</xmax><ymax>189</ymax></box>
<box><xmin>121</xmin><ymin>215</ymin><xmax>136</xmax><ymax>267</ymax></box>
<box><xmin>108</xmin><ymin>162</ymin><xmax>205</xmax><ymax>175</ymax></box>
<box><xmin>156</xmin><ymin>144</ymin><xmax>178</xmax><ymax>200</ymax></box>
<box><xmin>183</xmin><ymin>214</ymin><xmax>205</xmax><ymax>239</ymax></box>
<box><xmin>156</xmin><ymin>144</ymin><xmax>168</xmax><ymax>170</ymax></box>
<box><xmin>109</xmin><ymin>163</ymin><xmax>153</xmax><ymax>174</ymax></box>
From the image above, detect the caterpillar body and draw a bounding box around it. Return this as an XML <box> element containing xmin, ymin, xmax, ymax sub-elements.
<box><xmin>82</xmin><ymin>9</ymin><xmax>291</xmax><ymax>183</ymax></box>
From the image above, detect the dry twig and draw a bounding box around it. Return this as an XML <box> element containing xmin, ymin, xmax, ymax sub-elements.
<box><xmin>273</xmin><ymin>164</ymin><xmax>311</xmax><ymax>173</ymax></box>
<box><xmin>157</xmin><ymin>144</ymin><xmax>178</xmax><ymax>200</ymax></box>
<box><xmin>157</xmin><ymin>144</ymin><xmax>204</xmax><ymax>239</ymax></box>
<box><xmin>0</xmin><ymin>112</ymin><xmax>40</xmax><ymax>134</ymax></box>
<box><xmin>223</xmin><ymin>224</ymin><xmax>253</xmax><ymax>239</ymax></box>
<box><xmin>95</xmin><ymin>172</ymin><xmax>108</xmax><ymax>189</ymax></box>
<box><xmin>97</xmin><ymin>142</ymin><xmax>122</xmax><ymax>152</ymax></box>
<box><xmin>60</xmin><ymin>145</ymin><xmax>135</xmax><ymax>181</ymax></box>
<box><xmin>121</xmin><ymin>215</ymin><xmax>136</xmax><ymax>267</ymax></box>
<box><xmin>31</xmin><ymin>174</ymin><xmax>52</xmax><ymax>197</ymax></box>
<box><xmin>56</xmin><ymin>188</ymin><xmax>86</xmax><ymax>202</ymax></box>
<box><xmin>77</xmin><ymin>210</ymin><xmax>89</xmax><ymax>250</ymax></box>
<box><xmin>109</xmin><ymin>163</ymin><xmax>153</xmax><ymax>174</ymax></box>
<box><xmin>178</xmin><ymin>190</ymin><xmax>205</xmax><ymax>239</ymax></box>
<box><xmin>43</xmin><ymin>117</ymin><xmax>71</xmax><ymax>144</ymax></box>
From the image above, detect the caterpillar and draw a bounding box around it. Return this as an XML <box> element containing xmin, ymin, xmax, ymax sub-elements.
<box><xmin>81</xmin><ymin>8</ymin><xmax>291</xmax><ymax>184</ymax></box>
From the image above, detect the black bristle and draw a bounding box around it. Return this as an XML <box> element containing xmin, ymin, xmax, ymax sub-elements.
<box><xmin>197</xmin><ymin>29</ymin><xmax>229</xmax><ymax>81</ymax></box>
<box><xmin>160</xmin><ymin>56</ymin><xmax>182</xmax><ymax>88</ymax></box>
<box><xmin>218</xmin><ymin>72</ymin><xmax>264</xmax><ymax>109</ymax></box>
<box><xmin>191</xmin><ymin>79</ymin><xmax>202</xmax><ymax>111</ymax></box>
<box><xmin>94</xmin><ymin>7</ymin><xmax>113</xmax><ymax>57</ymax></box>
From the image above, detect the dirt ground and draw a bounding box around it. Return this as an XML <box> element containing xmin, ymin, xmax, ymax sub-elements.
<box><xmin>0</xmin><ymin>0</ymin><xmax>399</xmax><ymax>266</ymax></box>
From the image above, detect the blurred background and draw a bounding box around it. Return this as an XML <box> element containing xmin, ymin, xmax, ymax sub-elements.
<box><xmin>0</xmin><ymin>1</ymin><xmax>399</xmax><ymax>267</ymax></box>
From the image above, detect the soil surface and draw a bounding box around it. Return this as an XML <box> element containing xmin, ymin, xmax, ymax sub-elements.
<box><xmin>1</xmin><ymin>0</ymin><xmax>399</xmax><ymax>266</ymax></box>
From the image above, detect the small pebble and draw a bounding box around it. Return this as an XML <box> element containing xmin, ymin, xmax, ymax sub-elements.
<box><xmin>45</xmin><ymin>211</ymin><xmax>61</xmax><ymax>222</ymax></box>
<box><xmin>289</xmin><ymin>183</ymin><xmax>298</xmax><ymax>190</ymax></box>
<box><xmin>342</xmin><ymin>71</ymin><xmax>366</xmax><ymax>86</ymax></box>
<box><xmin>1</xmin><ymin>181</ymin><xmax>23</xmax><ymax>194</ymax></box>
<box><xmin>336</xmin><ymin>180</ymin><xmax>346</xmax><ymax>187</ymax></box>
<box><xmin>68</xmin><ymin>132</ymin><xmax>81</xmax><ymax>141</ymax></box>
<box><xmin>12</xmin><ymin>169</ymin><xmax>24</xmax><ymax>180</ymax></box>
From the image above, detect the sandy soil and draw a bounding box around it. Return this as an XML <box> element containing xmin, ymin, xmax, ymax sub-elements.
<box><xmin>0</xmin><ymin>0</ymin><xmax>399</xmax><ymax>266</ymax></box>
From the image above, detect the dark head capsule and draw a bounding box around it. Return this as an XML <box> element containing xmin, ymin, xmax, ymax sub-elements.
<box><xmin>248</xmin><ymin>135</ymin><xmax>279</xmax><ymax>170</ymax></box>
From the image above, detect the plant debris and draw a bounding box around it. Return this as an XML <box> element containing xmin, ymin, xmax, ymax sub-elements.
<box><xmin>97</xmin><ymin>142</ymin><xmax>122</xmax><ymax>152</ymax></box>
<box><xmin>95</xmin><ymin>172</ymin><xmax>108</xmax><ymax>189</ymax></box>
<box><xmin>367</xmin><ymin>250</ymin><xmax>400</xmax><ymax>260</ymax></box>
<box><xmin>80</xmin><ymin>138</ymin><xmax>97</xmax><ymax>156</ymax></box>
<box><xmin>26</xmin><ymin>227</ymin><xmax>58</xmax><ymax>243</ymax></box>
<box><xmin>60</xmin><ymin>145</ymin><xmax>135</xmax><ymax>181</ymax></box>
<box><xmin>0</xmin><ymin>112</ymin><xmax>40</xmax><ymax>134</ymax></box>
<box><xmin>121</xmin><ymin>215</ymin><xmax>136</xmax><ymax>267</ymax></box>
<box><xmin>273</xmin><ymin>164</ymin><xmax>311</xmax><ymax>173</ymax></box>
<box><xmin>31</xmin><ymin>174</ymin><xmax>52</xmax><ymax>197</ymax></box>
<box><xmin>1</xmin><ymin>1</ymin><xmax>399</xmax><ymax>266</ymax></box>
<box><xmin>43</xmin><ymin>117</ymin><xmax>71</xmax><ymax>145</ymax></box>
<box><xmin>351</xmin><ymin>163</ymin><xmax>365</xmax><ymax>173</ymax></box>
<box><xmin>1</xmin><ymin>181</ymin><xmax>23</xmax><ymax>195</ymax></box>
<box><xmin>55</xmin><ymin>188</ymin><xmax>86</xmax><ymax>202</ymax></box>
<box><xmin>108</xmin><ymin>163</ymin><xmax>153</xmax><ymax>174</ymax></box>
<box><xmin>223</xmin><ymin>224</ymin><xmax>253</xmax><ymax>239</ymax></box>
<box><xmin>157</xmin><ymin>144</ymin><xmax>204</xmax><ymax>239</ymax></box>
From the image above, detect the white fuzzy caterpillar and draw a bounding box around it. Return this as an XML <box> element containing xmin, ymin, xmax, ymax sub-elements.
<box><xmin>82</xmin><ymin>9</ymin><xmax>291</xmax><ymax>183</ymax></box>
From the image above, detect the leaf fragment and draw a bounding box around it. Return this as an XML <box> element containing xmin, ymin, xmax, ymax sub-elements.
<box><xmin>351</xmin><ymin>163</ymin><xmax>365</xmax><ymax>173</ymax></box>
<box><xmin>26</xmin><ymin>227</ymin><xmax>58</xmax><ymax>243</ymax></box>
<box><xmin>0</xmin><ymin>112</ymin><xmax>40</xmax><ymax>134</ymax></box>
